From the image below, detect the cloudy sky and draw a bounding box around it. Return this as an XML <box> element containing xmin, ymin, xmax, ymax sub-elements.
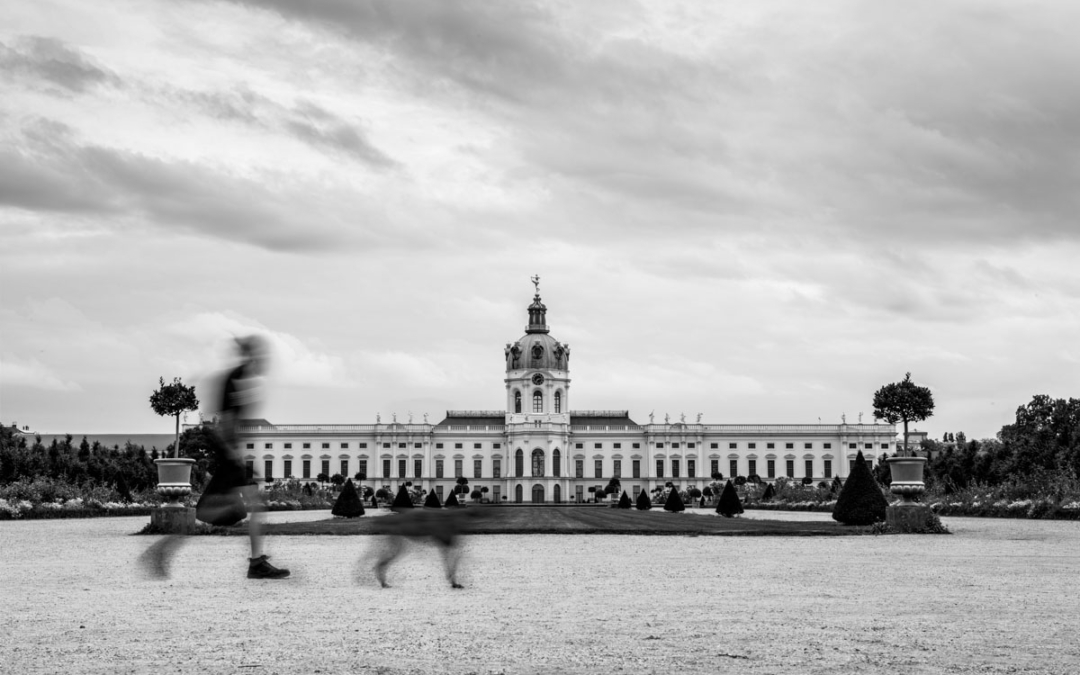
<box><xmin>2</xmin><ymin>1</ymin><xmax>1078</xmax><ymax>439</ymax></box>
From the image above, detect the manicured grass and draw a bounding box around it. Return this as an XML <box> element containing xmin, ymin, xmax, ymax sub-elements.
<box><xmin>258</xmin><ymin>506</ymin><xmax>862</xmax><ymax>536</ymax></box>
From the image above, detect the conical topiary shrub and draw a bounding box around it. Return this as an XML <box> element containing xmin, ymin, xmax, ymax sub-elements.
<box><xmin>762</xmin><ymin>483</ymin><xmax>775</xmax><ymax>501</ymax></box>
<box><xmin>424</xmin><ymin>489</ymin><xmax>443</xmax><ymax>508</ymax></box>
<box><xmin>391</xmin><ymin>483</ymin><xmax>414</xmax><ymax>511</ymax></box>
<box><xmin>716</xmin><ymin>480</ymin><xmax>744</xmax><ymax>517</ymax></box>
<box><xmin>331</xmin><ymin>478</ymin><xmax>365</xmax><ymax>518</ymax></box>
<box><xmin>618</xmin><ymin>490</ymin><xmax>632</xmax><ymax>509</ymax></box>
<box><xmin>444</xmin><ymin>490</ymin><xmax>460</xmax><ymax>507</ymax></box>
<box><xmin>663</xmin><ymin>487</ymin><xmax>685</xmax><ymax>512</ymax></box>
<box><xmin>832</xmin><ymin>450</ymin><xmax>888</xmax><ymax>525</ymax></box>
<box><xmin>635</xmin><ymin>490</ymin><xmax>652</xmax><ymax>510</ymax></box>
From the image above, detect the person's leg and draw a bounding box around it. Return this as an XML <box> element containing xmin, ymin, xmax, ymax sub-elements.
<box><xmin>439</xmin><ymin>539</ymin><xmax>464</xmax><ymax>589</ymax></box>
<box><xmin>372</xmin><ymin>535</ymin><xmax>404</xmax><ymax>588</ymax></box>
<box><xmin>138</xmin><ymin>534</ymin><xmax>186</xmax><ymax>579</ymax></box>
<box><xmin>242</xmin><ymin>485</ymin><xmax>289</xmax><ymax>579</ymax></box>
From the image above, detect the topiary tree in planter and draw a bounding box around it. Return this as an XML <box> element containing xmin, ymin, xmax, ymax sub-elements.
<box><xmin>149</xmin><ymin>376</ymin><xmax>199</xmax><ymax>458</ymax></box>
<box><xmin>331</xmin><ymin>473</ymin><xmax>345</xmax><ymax>487</ymax></box>
<box><xmin>424</xmin><ymin>489</ymin><xmax>443</xmax><ymax>508</ymax></box>
<box><xmin>444</xmin><ymin>490</ymin><xmax>460</xmax><ymax>507</ymax></box>
<box><xmin>317</xmin><ymin>473</ymin><xmax>330</xmax><ymax>484</ymax></box>
<box><xmin>481</xmin><ymin>486</ymin><xmax>489</xmax><ymax>503</ymax></box>
<box><xmin>391</xmin><ymin>483</ymin><xmax>414</xmax><ymax>511</ymax></box>
<box><xmin>716</xmin><ymin>480</ymin><xmax>744</xmax><ymax>517</ymax></box>
<box><xmin>832</xmin><ymin>450</ymin><xmax>888</xmax><ymax>525</ymax></box>
<box><xmin>617</xmin><ymin>490</ymin><xmax>632</xmax><ymax>509</ymax></box>
<box><xmin>331</xmin><ymin>478</ymin><xmax>365</xmax><ymax>518</ymax></box>
<box><xmin>470</xmin><ymin>489</ymin><xmax>482</xmax><ymax>501</ymax></box>
<box><xmin>635</xmin><ymin>490</ymin><xmax>652</xmax><ymax>510</ymax></box>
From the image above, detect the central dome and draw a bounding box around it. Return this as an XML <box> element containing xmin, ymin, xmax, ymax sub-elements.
<box><xmin>506</xmin><ymin>332</ymin><xmax>568</xmax><ymax>371</ymax></box>
<box><xmin>505</xmin><ymin>287</ymin><xmax>569</xmax><ymax>371</ymax></box>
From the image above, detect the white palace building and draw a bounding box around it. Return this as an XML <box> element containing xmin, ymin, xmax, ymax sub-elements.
<box><xmin>237</xmin><ymin>283</ymin><xmax>898</xmax><ymax>503</ymax></box>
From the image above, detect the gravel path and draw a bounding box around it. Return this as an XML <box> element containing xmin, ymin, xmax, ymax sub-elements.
<box><xmin>3</xmin><ymin>511</ymin><xmax>1078</xmax><ymax>675</ymax></box>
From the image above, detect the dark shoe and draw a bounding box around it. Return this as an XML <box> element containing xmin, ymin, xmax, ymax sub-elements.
<box><xmin>247</xmin><ymin>554</ymin><xmax>290</xmax><ymax>579</ymax></box>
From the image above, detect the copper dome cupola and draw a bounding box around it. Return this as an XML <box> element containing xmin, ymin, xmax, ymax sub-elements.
<box><xmin>505</xmin><ymin>275</ymin><xmax>570</xmax><ymax>372</ymax></box>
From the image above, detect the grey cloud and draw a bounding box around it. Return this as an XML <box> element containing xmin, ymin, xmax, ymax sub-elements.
<box><xmin>169</xmin><ymin>88</ymin><xmax>397</xmax><ymax>168</ymax></box>
<box><xmin>0</xmin><ymin>36</ymin><xmax>119</xmax><ymax>93</ymax></box>
<box><xmin>0</xmin><ymin>122</ymin><xmax>382</xmax><ymax>252</ymax></box>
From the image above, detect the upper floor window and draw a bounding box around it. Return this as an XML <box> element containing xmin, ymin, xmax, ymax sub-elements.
<box><xmin>532</xmin><ymin>390</ymin><xmax>543</xmax><ymax>413</ymax></box>
<box><xmin>514</xmin><ymin>391</ymin><xmax>522</xmax><ymax>413</ymax></box>
<box><xmin>532</xmin><ymin>449</ymin><xmax>545</xmax><ymax>477</ymax></box>
<box><xmin>554</xmin><ymin>391</ymin><xmax>562</xmax><ymax>413</ymax></box>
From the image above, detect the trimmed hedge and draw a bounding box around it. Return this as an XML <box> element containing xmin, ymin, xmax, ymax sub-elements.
<box><xmin>444</xmin><ymin>491</ymin><xmax>460</xmax><ymax>507</ymax></box>
<box><xmin>391</xmin><ymin>484</ymin><xmax>415</xmax><ymax>511</ymax></box>
<box><xmin>617</xmin><ymin>490</ymin><xmax>632</xmax><ymax>509</ymax></box>
<box><xmin>832</xmin><ymin>450</ymin><xmax>888</xmax><ymax>525</ymax></box>
<box><xmin>331</xmin><ymin>479</ymin><xmax>365</xmax><ymax>518</ymax></box>
<box><xmin>663</xmin><ymin>488</ymin><xmax>685</xmax><ymax>513</ymax></box>
<box><xmin>635</xmin><ymin>490</ymin><xmax>652</xmax><ymax>510</ymax></box>
<box><xmin>716</xmin><ymin>480</ymin><xmax>744</xmax><ymax>517</ymax></box>
<box><xmin>424</xmin><ymin>490</ymin><xmax>443</xmax><ymax>508</ymax></box>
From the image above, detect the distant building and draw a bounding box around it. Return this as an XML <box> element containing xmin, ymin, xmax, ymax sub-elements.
<box><xmin>234</xmin><ymin>283</ymin><xmax>898</xmax><ymax>502</ymax></box>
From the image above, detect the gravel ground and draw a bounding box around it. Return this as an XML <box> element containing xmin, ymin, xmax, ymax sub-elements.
<box><xmin>3</xmin><ymin>511</ymin><xmax>1078</xmax><ymax>675</ymax></box>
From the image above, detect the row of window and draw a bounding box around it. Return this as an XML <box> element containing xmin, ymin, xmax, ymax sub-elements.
<box><xmin>249</xmin><ymin>455</ymin><xmax>875</xmax><ymax>482</ymax></box>
<box><xmin>247</xmin><ymin>442</ymin><xmax>505</xmax><ymax>450</ymax></box>
<box><xmin>513</xmin><ymin>390</ymin><xmax>563</xmax><ymax>413</ymax></box>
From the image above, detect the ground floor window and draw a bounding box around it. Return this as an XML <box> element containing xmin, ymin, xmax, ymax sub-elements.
<box><xmin>824</xmin><ymin>460</ymin><xmax>832</xmax><ymax>478</ymax></box>
<box><xmin>358</xmin><ymin>459</ymin><xmax>366</xmax><ymax>477</ymax></box>
<box><xmin>474</xmin><ymin>459</ymin><xmax>482</xmax><ymax>478</ymax></box>
<box><xmin>493</xmin><ymin>459</ymin><xmax>501</xmax><ymax>478</ymax></box>
<box><xmin>729</xmin><ymin>459</ymin><xmax>738</xmax><ymax>478</ymax></box>
<box><xmin>436</xmin><ymin>485</ymin><xmax>444</xmax><ymax>499</ymax></box>
<box><xmin>321</xmin><ymin>460</ymin><xmax>329</xmax><ymax>477</ymax></box>
<box><xmin>656</xmin><ymin>460</ymin><xmax>664</xmax><ymax>478</ymax></box>
<box><xmin>245</xmin><ymin>460</ymin><xmax>254</xmax><ymax>480</ymax></box>
<box><xmin>688</xmin><ymin>459</ymin><xmax>695</xmax><ymax>478</ymax></box>
<box><xmin>414</xmin><ymin>459</ymin><xmax>422</xmax><ymax>479</ymax></box>
<box><xmin>594</xmin><ymin>459</ymin><xmax>602</xmax><ymax>478</ymax></box>
<box><xmin>303</xmin><ymin>460</ymin><xmax>311</xmax><ymax>479</ymax></box>
<box><xmin>748</xmin><ymin>459</ymin><xmax>756</xmax><ymax>476</ymax></box>
<box><xmin>492</xmin><ymin>485</ymin><xmax>501</xmax><ymax>502</ymax></box>
<box><xmin>398</xmin><ymin>459</ymin><xmax>407</xmax><ymax>477</ymax></box>
<box><xmin>283</xmin><ymin>460</ymin><xmax>292</xmax><ymax>478</ymax></box>
<box><xmin>767</xmin><ymin>460</ymin><xmax>775</xmax><ymax>479</ymax></box>
<box><xmin>633</xmin><ymin>460</ymin><xmax>640</xmax><ymax>478</ymax></box>
<box><xmin>455</xmin><ymin>459</ymin><xmax>463</xmax><ymax>478</ymax></box>
<box><xmin>383</xmin><ymin>459</ymin><xmax>391</xmax><ymax>478</ymax></box>
<box><xmin>786</xmin><ymin>460</ymin><xmax>794</xmax><ymax>478</ymax></box>
<box><xmin>805</xmin><ymin>459</ymin><xmax>813</xmax><ymax>479</ymax></box>
<box><xmin>672</xmin><ymin>460</ymin><xmax>680</xmax><ymax>478</ymax></box>
<box><xmin>264</xmin><ymin>460</ymin><xmax>273</xmax><ymax>481</ymax></box>
<box><xmin>436</xmin><ymin>459</ymin><xmax>444</xmax><ymax>478</ymax></box>
<box><xmin>711</xmin><ymin>459</ymin><xmax>719</xmax><ymax>477</ymax></box>
<box><xmin>613</xmin><ymin>459</ymin><xmax>622</xmax><ymax>477</ymax></box>
<box><xmin>576</xmin><ymin>460</ymin><xmax>584</xmax><ymax>478</ymax></box>
<box><xmin>576</xmin><ymin>485</ymin><xmax>584</xmax><ymax>502</ymax></box>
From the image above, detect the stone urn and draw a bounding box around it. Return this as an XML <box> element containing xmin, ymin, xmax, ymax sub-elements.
<box><xmin>886</xmin><ymin>456</ymin><xmax>927</xmax><ymax>504</ymax></box>
<box><xmin>154</xmin><ymin>458</ymin><xmax>196</xmax><ymax>508</ymax></box>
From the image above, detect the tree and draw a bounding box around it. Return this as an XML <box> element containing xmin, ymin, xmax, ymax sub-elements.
<box><xmin>424</xmin><ymin>489</ymin><xmax>443</xmax><ymax>508</ymax></box>
<box><xmin>716</xmin><ymin>480</ymin><xmax>744</xmax><ymax>517</ymax></box>
<box><xmin>149</xmin><ymin>376</ymin><xmax>199</xmax><ymax>458</ymax></box>
<box><xmin>872</xmin><ymin>372</ymin><xmax>935</xmax><ymax>457</ymax></box>
<box><xmin>832</xmin><ymin>450</ymin><xmax>888</xmax><ymax>526</ymax></box>
<box><xmin>470</xmin><ymin>489</ymin><xmax>482</xmax><ymax>501</ymax></box>
<box><xmin>331</xmin><ymin>479</ymin><xmax>365</xmax><ymax>518</ymax></box>
<box><xmin>391</xmin><ymin>483</ymin><xmax>414</xmax><ymax>511</ymax></box>
<box><xmin>354</xmin><ymin>471</ymin><xmax>367</xmax><ymax>481</ymax></box>
<box><xmin>330</xmin><ymin>473</ymin><xmax>345</xmax><ymax>487</ymax></box>
<box><xmin>317</xmin><ymin>473</ymin><xmax>330</xmax><ymax>484</ymax></box>
<box><xmin>617</xmin><ymin>490</ymin><xmax>632</xmax><ymax>509</ymax></box>
<box><xmin>662</xmin><ymin>486</ymin><xmax>685</xmax><ymax>513</ymax></box>
<box><xmin>635</xmin><ymin>490</ymin><xmax>652</xmax><ymax>510</ymax></box>
<box><xmin>444</xmin><ymin>490</ymin><xmax>460</xmax><ymax>507</ymax></box>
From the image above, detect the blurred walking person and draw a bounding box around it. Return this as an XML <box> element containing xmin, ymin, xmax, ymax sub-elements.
<box><xmin>140</xmin><ymin>335</ymin><xmax>289</xmax><ymax>579</ymax></box>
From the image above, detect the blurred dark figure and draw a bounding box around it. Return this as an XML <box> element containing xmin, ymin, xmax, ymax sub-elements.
<box><xmin>365</xmin><ymin>508</ymin><xmax>487</xmax><ymax>589</ymax></box>
<box><xmin>140</xmin><ymin>335</ymin><xmax>289</xmax><ymax>580</ymax></box>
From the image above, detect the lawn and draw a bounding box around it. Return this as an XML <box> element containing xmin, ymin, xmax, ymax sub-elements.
<box><xmin>257</xmin><ymin>505</ymin><xmax>861</xmax><ymax>536</ymax></box>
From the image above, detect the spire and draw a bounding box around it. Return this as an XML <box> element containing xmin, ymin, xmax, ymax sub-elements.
<box><xmin>525</xmin><ymin>274</ymin><xmax>549</xmax><ymax>334</ymax></box>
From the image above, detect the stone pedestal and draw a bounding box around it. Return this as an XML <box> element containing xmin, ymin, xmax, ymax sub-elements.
<box><xmin>887</xmin><ymin>503</ymin><xmax>931</xmax><ymax>531</ymax></box>
<box><xmin>150</xmin><ymin>506</ymin><xmax>196</xmax><ymax>534</ymax></box>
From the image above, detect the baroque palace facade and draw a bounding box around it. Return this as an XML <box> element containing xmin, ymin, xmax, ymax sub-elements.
<box><xmin>237</xmin><ymin>284</ymin><xmax>897</xmax><ymax>503</ymax></box>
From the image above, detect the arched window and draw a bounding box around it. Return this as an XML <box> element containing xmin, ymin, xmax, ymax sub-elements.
<box><xmin>554</xmin><ymin>390</ymin><xmax>562</xmax><ymax>413</ymax></box>
<box><xmin>552</xmin><ymin>448</ymin><xmax>561</xmax><ymax>477</ymax></box>
<box><xmin>533</xmin><ymin>390</ymin><xmax>543</xmax><ymax>413</ymax></box>
<box><xmin>515</xmin><ymin>484</ymin><xmax>523</xmax><ymax>503</ymax></box>
<box><xmin>514</xmin><ymin>391</ymin><xmax>521</xmax><ymax>413</ymax></box>
<box><xmin>532</xmin><ymin>448</ymin><xmax>545</xmax><ymax>477</ymax></box>
<box><xmin>515</xmin><ymin>449</ymin><xmax>524</xmax><ymax>477</ymax></box>
<box><xmin>553</xmin><ymin>484</ymin><xmax>562</xmax><ymax>503</ymax></box>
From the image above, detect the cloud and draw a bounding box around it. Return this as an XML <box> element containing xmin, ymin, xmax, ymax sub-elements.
<box><xmin>0</xmin><ymin>36</ymin><xmax>119</xmax><ymax>94</ymax></box>
<box><xmin>0</xmin><ymin>354</ymin><xmax>82</xmax><ymax>392</ymax></box>
<box><xmin>0</xmin><ymin>120</ymin><xmax>386</xmax><ymax>251</ymax></box>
